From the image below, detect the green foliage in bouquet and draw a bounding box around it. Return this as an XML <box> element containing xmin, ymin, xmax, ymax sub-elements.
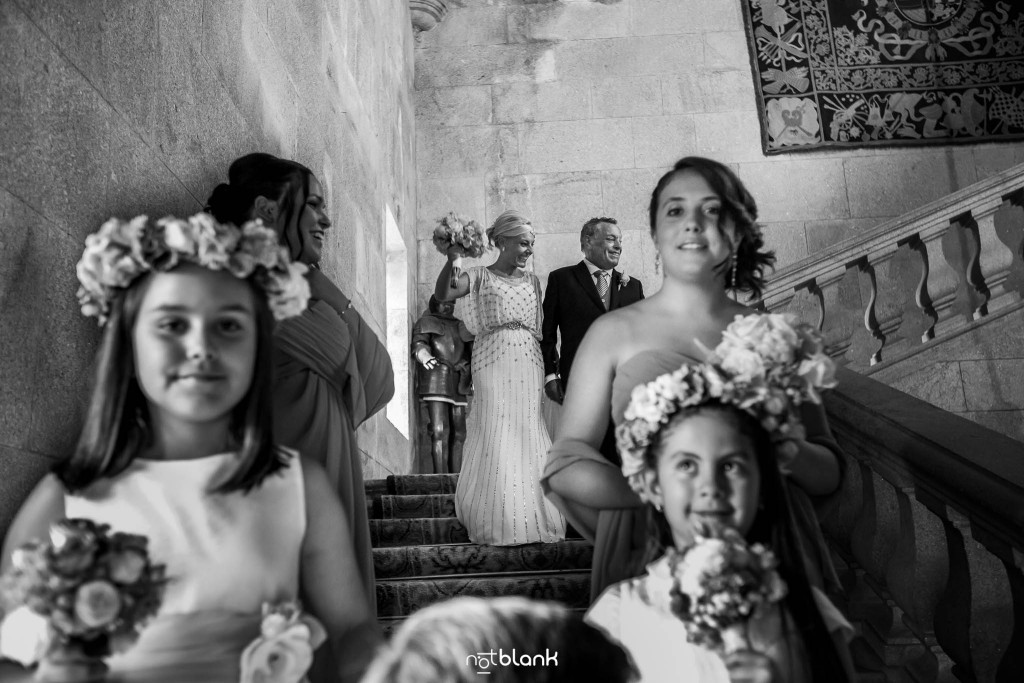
<box><xmin>0</xmin><ymin>518</ymin><xmax>166</xmax><ymax>659</ymax></box>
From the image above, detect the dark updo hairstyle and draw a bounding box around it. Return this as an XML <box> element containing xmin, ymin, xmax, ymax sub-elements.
<box><xmin>648</xmin><ymin>157</ymin><xmax>776</xmax><ymax>299</ymax></box>
<box><xmin>205</xmin><ymin>153</ymin><xmax>313</xmax><ymax>261</ymax></box>
<box><xmin>638</xmin><ymin>404</ymin><xmax>850</xmax><ymax>682</ymax></box>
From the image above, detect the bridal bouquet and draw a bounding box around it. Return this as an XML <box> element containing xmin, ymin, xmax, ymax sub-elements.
<box><xmin>240</xmin><ymin>601</ymin><xmax>327</xmax><ymax>683</ymax></box>
<box><xmin>660</xmin><ymin>527</ymin><xmax>787</xmax><ymax>654</ymax></box>
<box><xmin>0</xmin><ymin>518</ymin><xmax>165</xmax><ymax>681</ymax></box>
<box><xmin>432</xmin><ymin>212</ymin><xmax>487</xmax><ymax>288</ymax></box>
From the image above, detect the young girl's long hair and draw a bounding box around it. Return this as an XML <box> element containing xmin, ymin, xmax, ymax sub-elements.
<box><xmin>639</xmin><ymin>404</ymin><xmax>850</xmax><ymax>682</ymax></box>
<box><xmin>56</xmin><ymin>273</ymin><xmax>287</xmax><ymax>493</ymax></box>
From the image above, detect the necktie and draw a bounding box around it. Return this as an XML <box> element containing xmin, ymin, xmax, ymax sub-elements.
<box><xmin>595</xmin><ymin>270</ymin><xmax>610</xmax><ymax>309</ymax></box>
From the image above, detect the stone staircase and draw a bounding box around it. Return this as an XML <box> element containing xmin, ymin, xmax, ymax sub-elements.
<box><xmin>366</xmin><ymin>473</ymin><xmax>592</xmax><ymax>634</ymax></box>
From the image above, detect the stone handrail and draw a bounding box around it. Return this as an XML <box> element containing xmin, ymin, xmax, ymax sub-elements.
<box><xmin>758</xmin><ymin>163</ymin><xmax>1024</xmax><ymax>371</ymax></box>
<box><xmin>822</xmin><ymin>367</ymin><xmax>1024</xmax><ymax>682</ymax></box>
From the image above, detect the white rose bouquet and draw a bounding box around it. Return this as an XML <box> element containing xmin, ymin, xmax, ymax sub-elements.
<box><xmin>240</xmin><ymin>602</ymin><xmax>327</xmax><ymax>683</ymax></box>
<box><xmin>431</xmin><ymin>212</ymin><xmax>487</xmax><ymax>288</ymax></box>
<box><xmin>0</xmin><ymin>519</ymin><xmax>165</xmax><ymax>681</ymax></box>
<box><xmin>661</xmin><ymin>526</ymin><xmax>787</xmax><ymax>654</ymax></box>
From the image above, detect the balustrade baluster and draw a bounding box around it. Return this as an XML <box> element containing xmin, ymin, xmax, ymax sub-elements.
<box><xmin>958</xmin><ymin>199</ymin><xmax>1017</xmax><ymax>318</ymax></box>
<box><xmin>808</xmin><ymin>265</ymin><xmax>862</xmax><ymax>364</ymax></box>
<box><xmin>916</xmin><ymin>219</ymin><xmax>973</xmax><ymax>339</ymax></box>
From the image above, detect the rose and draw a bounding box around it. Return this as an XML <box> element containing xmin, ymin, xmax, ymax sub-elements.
<box><xmin>262</xmin><ymin>262</ymin><xmax>311</xmax><ymax>321</ymax></box>
<box><xmin>0</xmin><ymin>605</ymin><xmax>53</xmax><ymax>666</ymax></box>
<box><xmin>108</xmin><ymin>550</ymin><xmax>147</xmax><ymax>585</ymax></box>
<box><xmin>160</xmin><ymin>217</ymin><xmax>198</xmax><ymax>255</ymax></box>
<box><xmin>717</xmin><ymin>347</ymin><xmax>765</xmax><ymax>384</ymax></box>
<box><xmin>240</xmin><ymin>608</ymin><xmax>327</xmax><ymax>683</ymax></box>
<box><xmin>192</xmin><ymin>213</ymin><xmax>239</xmax><ymax>268</ymax></box>
<box><xmin>73</xmin><ymin>580</ymin><xmax>122</xmax><ymax>629</ymax></box>
<box><xmin>797</xmin><ymin>352</ymin><xmax>837</xmax><ymax>400</ymax></box>
<box><xmin>49</xmin><ymin>521</ymin><xmax>100</xmax><ymax>575</ymax></box>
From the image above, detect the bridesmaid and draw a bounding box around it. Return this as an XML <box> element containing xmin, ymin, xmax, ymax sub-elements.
<box><xmin>206</xmin><ymin>153</ymin><xmax>394</xmax><ymax>607</ymax></box>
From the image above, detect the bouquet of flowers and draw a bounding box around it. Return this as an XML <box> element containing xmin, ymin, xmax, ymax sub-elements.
<box><xmin>240</xmin><ymin>602</ymin><xmax>327</xmax><ymax>683</ymax></box>
<box><xmin>618</xmin><ymin>313</ymin><xmax>837</xmax><ymax>497</ymax></box>
<box><xmin>431</xmin><ymin>212</ymin><xmax>487</xmax><ymax>288</ymax></box>
<box><xmin>659</xmin><ymin>526</ymin><xmax>787</xmax><ymax>655</ymax></box>
<box><xmin>0</xmin><ymin>519</ymin><xmax>165</xmax><ymax>682</ymax></box>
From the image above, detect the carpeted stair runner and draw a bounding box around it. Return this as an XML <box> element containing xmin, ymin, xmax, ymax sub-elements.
<box><xmin>368</xmin><ymin>474</ymin><xmax>591</xmax><ymax>634</ymax></box>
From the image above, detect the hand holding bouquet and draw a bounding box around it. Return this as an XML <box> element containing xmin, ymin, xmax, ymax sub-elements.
<box><xmin>663</xmin><ymin>526</ymin><xmax>787</xmax><ymax>656</ymax></box>
<box><xmin>240</xmin><ymin>601</ymin><xmax>326</xmax><ymax>683</ymax></box>
<box><xmin>0</xmin><ymin>518</ymin><xmax>165</xmax><ymax>681</ymax></box>
<box><xmin>432</xmin><ymin>213</ymin><xmax>487</xmax><ymax>288</ymax></box>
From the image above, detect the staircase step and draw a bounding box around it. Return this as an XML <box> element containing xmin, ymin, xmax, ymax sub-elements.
<box><xmin>387</xmin><ymin>473</ymin><xmax>459</xmax><ymax>495</ymax></box>
<box><xmin>373</xmin><ymin>540</ymin><xmax>593</xmax><ymax>579</ymax></box>
<box><xmin>377</xmin><ymin>607</ymin><xmax>589</xmax><ymax>639</ymax></box>
<box><xmin>370</xmin><ymin>518</ymin><xmax>470</xmax><ymax>547</ymax></box>
<box><xmin>376</xmin><ymin>570</ymin><xmax>591</xmax><ymax>617</ymax></box>
<box><xmin>365</xmin><ymin>478</ymin><xmax>390</xmax><ymax>498</ymax></box>
<box><xmin>373</xmin><ymin>493</ymin><xmax>456</xmax><ymax>520</ymax></box>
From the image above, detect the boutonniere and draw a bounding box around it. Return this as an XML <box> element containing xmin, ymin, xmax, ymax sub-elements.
<box><xmin>618</xmin><ymin>270</ymin><xmax>630</xmax><ymax>288</ymax></box>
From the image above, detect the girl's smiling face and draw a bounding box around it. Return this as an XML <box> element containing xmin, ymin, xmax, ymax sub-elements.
<box><xmin>647</xmin><ymin>409</ymin><xmax>761</xmax><ymax>549</ymax></box>
<box><xmin>132</xmin><ymin>264</ymin><xmax>257</xmax><ymax>438</ymax></box>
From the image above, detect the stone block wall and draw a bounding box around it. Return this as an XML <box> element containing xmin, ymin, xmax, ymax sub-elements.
<box><xmin>412</xmin><ymin>0</ymin><xmax>1024</xmax><ymax>306</ymax></box>
<box><xmin>0</xmin><ymin>0</ymin><xmax>416</xmax><ymax>535</ymax></box>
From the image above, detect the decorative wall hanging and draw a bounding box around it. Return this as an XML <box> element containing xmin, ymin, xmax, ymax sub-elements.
<box><xmin>741</xmin><ymin>0</ymin><xmax>1024</xmax><ymax>154</ymax></box>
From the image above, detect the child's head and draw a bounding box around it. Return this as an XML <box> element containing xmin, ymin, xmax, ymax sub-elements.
<box><xmin>59</xmin><ymin>215</ymin><xmax>310</xmax><ymax>492</ymax></box>
<box><xmin>362</xmin><ymin>597</ymin><xmax>637</xmax><ymax>683</ymax></box>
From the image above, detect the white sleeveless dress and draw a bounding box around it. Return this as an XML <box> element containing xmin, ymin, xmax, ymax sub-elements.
<box><xmin>64</xmin><ymin>452</ymin><xmax>305</xmax><ymax>682</ymax></box>
<box><xmin>454</xmin><ymin>267</ymin><xmax>566</xmax><ymax>545</ymax></box>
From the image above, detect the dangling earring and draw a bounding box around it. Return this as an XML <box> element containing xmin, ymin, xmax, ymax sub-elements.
<box><xmin>729</xmin><ymin>250</ymin><xmax>737</xmax><ymax>289</ymax></box>
<box><xmin>654</xmin><ymin>251</ymin><xmax>662</xmax><ymax>275</ymax></box>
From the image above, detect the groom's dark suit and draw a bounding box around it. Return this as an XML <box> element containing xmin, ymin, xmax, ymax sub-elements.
<box><xmin>541</xmin><ymin>261</ymin><xmax>644</xmax><ymax>465</ymax></box>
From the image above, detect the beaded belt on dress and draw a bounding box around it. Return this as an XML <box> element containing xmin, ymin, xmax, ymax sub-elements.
<box><xmin>502</xmin><ymin>320</ymin><xmax>526</xmax><ymax>330</ymax></box>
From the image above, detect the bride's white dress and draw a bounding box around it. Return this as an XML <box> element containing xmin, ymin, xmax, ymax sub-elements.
<box><xmin>65</xmin><ymin>451</ymin><xmax>306</xmax><ymax>682</ymax></box>
<box><xmin>454</xmin><ymin>267</ymin><xmax>566</xmax><ymax>545</ymax></box>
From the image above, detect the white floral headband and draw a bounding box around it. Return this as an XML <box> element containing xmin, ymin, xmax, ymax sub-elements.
<box><xmin>615</xmin><ymin>313</ymin><xmax>837</xmax><ymax>504</ymax></box>
<box><xmin>76</xmin><ymin>213</ymin><xmax>311</xmax><ymax>325</ymax></box>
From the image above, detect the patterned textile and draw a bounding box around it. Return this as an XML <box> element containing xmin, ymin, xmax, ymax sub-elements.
<box><xmin>742</xmin><ymin>0</ymin><xmax>1024</xmax><ymax>154</ymax></box>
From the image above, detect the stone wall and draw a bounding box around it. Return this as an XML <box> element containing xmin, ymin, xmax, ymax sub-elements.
<box><xmin>412</xmin><ymin>0</ymin><xmax>1024</xmax><ymax>306</ymax></box>
<box><xmin>0</xmin><ymin>0</ymin><xmax>416</xmax><ymax>534</ymax></box>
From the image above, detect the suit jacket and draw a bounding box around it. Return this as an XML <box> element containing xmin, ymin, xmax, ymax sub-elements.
<box><xmin>541</xmin><ymin>261</ymin><xmax>645</xmax><ymax>383</ymax></box>
<box><xmin>541</xmin><ymin>262</ymin><xmax>644</xmax><ymax>466</ymax></box>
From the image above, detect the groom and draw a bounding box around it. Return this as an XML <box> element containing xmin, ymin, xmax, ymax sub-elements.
<box><xmin>541</xmin><ymin>217</ymin><xmax>644</xmax><ymax>465</ymax></box>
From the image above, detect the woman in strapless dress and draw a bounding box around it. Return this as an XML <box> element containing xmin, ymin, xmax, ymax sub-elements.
<box><xmin>542</xmin><ymin>157</ymin><xmax>844</xmax><ymax>600</ymax></box>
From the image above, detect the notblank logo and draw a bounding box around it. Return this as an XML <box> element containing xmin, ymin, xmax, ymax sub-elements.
<box><xmin>466</xmin><ymin>649</ymin><xmax>559</xmax><ymax>675</ymax></box>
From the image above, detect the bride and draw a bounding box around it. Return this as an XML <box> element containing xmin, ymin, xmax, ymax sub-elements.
<box><xmin>434</xmin><ymin>210</ymin><xmax>566</xmax><ymax>546</ymax></box>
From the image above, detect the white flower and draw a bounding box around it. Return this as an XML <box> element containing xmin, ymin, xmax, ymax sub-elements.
<box><xmin>718</xmin><ymin>347</ymin><xmax>765</xmax><ymax>383</ymax></box>
<box><xmin>0</xmin><ymin>606</ymin><xmax>53</xmax><ymax>666</ymax></box>
<box><xmin>263</xmin><ymin>262</ymin><xmax>311</xmax><ymax>321</ymax></box>
<box><xmin>240</xmin><ymin>604</ymin><xmax>327</xmax><ymax>683</ymax></box>
<box><xmin>618</xmin><ymin>270</ymin><xmax>630</xmax><ymax>287</ymax></box>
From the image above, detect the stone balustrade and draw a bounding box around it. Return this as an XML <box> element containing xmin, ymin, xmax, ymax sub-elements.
<box><xmin>759</xmin><ymin>163</ymin><xmax>1024</xmax><ymax>371</ymax></box>
<box><xmin>822</xmin><ymin>367</ymin><xmax>1024</xmax><ymax>682</ymax></box>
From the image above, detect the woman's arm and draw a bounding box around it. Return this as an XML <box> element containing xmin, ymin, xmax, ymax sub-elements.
<box><xmin>546</xmin><ymin>317</ymin><xmax>641</xmax><ymax>510</ymax></box>
<box><xmin>305</xmin><ymin>268</ymin><xmax>352</xmax><ymax>318</ymax></box>
<box><xmin>434</xmin><ymin>249</ymin><xmax>470</xmax><ymax>302</ymax></box>
<box><xmin>785</xmin><ymin>401</ymin><xmax>841</xmax><ymax>496</ymax></box>
<box><xmin>299</xmin><ymin>458</ymin><xmax>381</xmax><ymax>683</ymax></box>
<box><xmin>2</xmin><ymin>475</ymin><xmax>65</xmax><ymax>573</ymax></box>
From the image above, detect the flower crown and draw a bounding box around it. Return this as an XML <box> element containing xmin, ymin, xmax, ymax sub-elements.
<box><xmin>616</xmin><ymin>313</ymin><xmax>837</xmax><ymax>504</ymax></box>
<box><xmin>76</xmin><ymin>213</ymin><xmax>311</xmax><ymax>325</ymax></box>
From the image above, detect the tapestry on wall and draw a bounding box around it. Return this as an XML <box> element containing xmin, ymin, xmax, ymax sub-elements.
<box><xmin>741</xmin><ymin>0</ymin><xmax>1024</xmax><ymax>154</ymax></box>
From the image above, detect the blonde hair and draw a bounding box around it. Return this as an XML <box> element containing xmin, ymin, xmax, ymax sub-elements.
<box><xmin>487</xmin><ymin>210</ymin><xmax>533</xmax><ymax>248</ymax></box>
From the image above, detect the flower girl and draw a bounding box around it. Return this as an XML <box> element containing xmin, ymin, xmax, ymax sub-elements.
<box><xmin>585</xmin><ymin>314</ymin><xmax>856</xmax><ymax>683</ymax></box>
<box><xmin>1</xmin><ymin>214</ymin><xmax>378</xmax><ymax>682</ymax></box>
